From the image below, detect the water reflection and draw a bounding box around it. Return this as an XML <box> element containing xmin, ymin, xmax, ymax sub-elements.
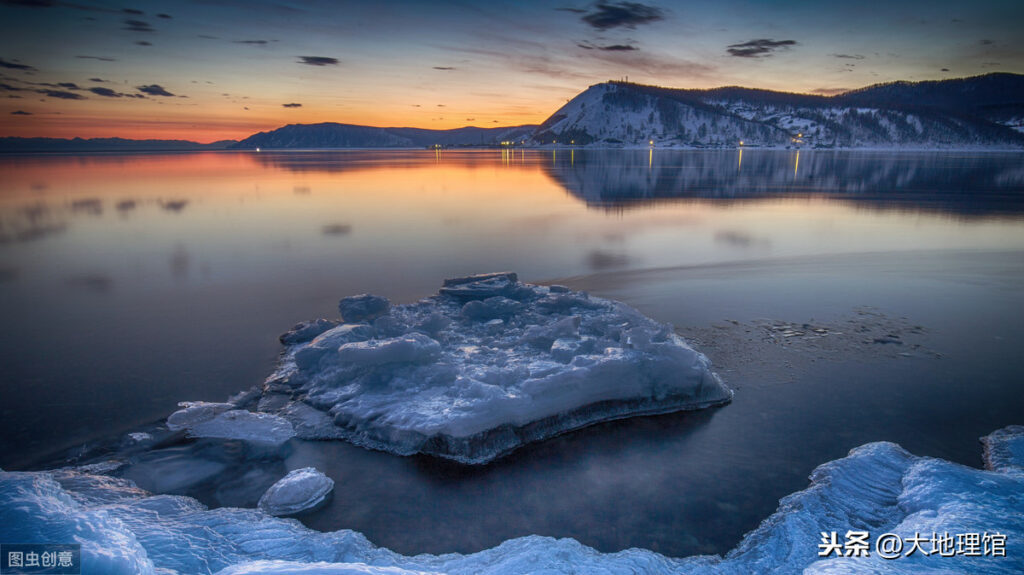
<box><xmin>543</xmin><ymin>149</ymin><xmax>1024</xmax><ymax>216</ymax></box>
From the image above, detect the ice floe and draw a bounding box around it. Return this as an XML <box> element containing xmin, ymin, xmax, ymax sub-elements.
<box><xmin>2</xmin><ymin>426</ymin><xmax>1021</xmax><ymax>574</ymax></box>
<box><xmin>257</xmin><ymin>467</ymin><xmax>334</xmax><ymax>516</ymax></box>
<box><xmin>260</xmin><ymin>273</ymin><xmax>732</xmax><ymax>463</ymax></box>
<box><xmin>167</xmin><ymin>402</ymin><xmax>296</xmax><ymax>447</ymax></box>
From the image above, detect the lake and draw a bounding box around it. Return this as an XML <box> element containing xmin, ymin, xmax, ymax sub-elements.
<box><xmin>1</xmin><ymin>148</ymin><xmax>1022</xmax><ymax>558</ymax></box>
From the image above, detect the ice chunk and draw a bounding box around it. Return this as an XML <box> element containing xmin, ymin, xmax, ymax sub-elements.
<box><xmin>260</xmin><ymin>274</ymin><xmax>732</xmax><ymax>463</ymax></box>
<box><xmin>336</xmin><ymin>333</ymin><xmax>442</xmax><ymax>366</ymax></box>
<box><xmin>461</xmin><ymin>296</ymin><xmax>522</xmax><ymax>320</ymax></box>
<box><xmin>294</xmin><ymin>324</ymin><xmax>376</xmax><ymax>371</ymax></box>
<box><xmin>338</xmin><ymin>294</ymin><xmax>391</xmax><ymax>322</ymax></box>
<box><xmin>257</xmin><ymin>467</ymin><xmax>335</xmax><ymax>516</ymax></box>
<box><xmin>167</xmin><ymin>401</ymin><xmax>235</xmax><ymax>431</ymax></box>
<box><xmin>280</xmin><ymin>318</ymin><xmax>340</xmax><ymax>345</ymax></box>
<box><xmin>186</xmin><ymin>410</ymin><xmax>296</xmax><ymax>446</ymax></box>
<box><xmin>2</xmin><ymin>427</ymin><xmax>1022</xmax><ymax>573</ymax></box>
<box><xmin>982</xmin><ymin>425</ymin><xmax>1024</xmax><ymax>473</ymax></box>
<box><xmin>439</xmin><ymin>272</ymin><xmax>521</xmax><ymax>300</ymax></box>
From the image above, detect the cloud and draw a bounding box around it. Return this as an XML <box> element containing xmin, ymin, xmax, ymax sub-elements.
<box><xmin>0</xmin><ymin>82</ymin><xmax>25</xmax><ymax>91</ymax></box>
<box><xmin>76</xmin><ymin>55</ymin><xmax>117</xmax><ymax>62</ymax></box>
<box><xmin>811</xmin><ymin>87</ymin><xmax>848</xmax><ymax>96</ymax></box>
<box><xmin>979</xmin><ymin>39</ymin><xmax>993</xmax><ymax>45</ymax></box>
<box><xmin>89</xmin><ymin>86</ymin><xmax>125</xmax><ymax>97</ymax></box>
<box><xmin>123</xmin><ymin>19</ymin><xmax>154</xmax><ymax>32</ymax></box>
<box><xmin>579</xmin><ymin>2</ymin><xmax>664</xmax><ymax>30</ymax></box>
<box><xmin>726</xmin><ymin>38</ymin><xmax>798</xmax><ymax>58</ymax></box>
<box><xmin>0</xmin><ymin>58</ymin><xmax>37</xmax><ymax>72</ymax></box>
<box><xmin>11</xmin><ymin>109</ymin><xmax>31</xmax><ymax>115</ymax></box>
<box><xmin>298</xmin><ymin>55</ymin><xmax>338</xmax><ymax>66</ymax></box>
<box><xmin>122</xmin><ymin>7</ymin><xmax>143</xmax><ymax>14</ymax></box>
<box><xmin>1</xmin><ymin>0</ymin><xmax>59</xmax><ymax>6</ymax></box>
<box><xmin>282</xmin><ymin>102</ymin><xmax>301</xmax><ymax>107</ymax></box>
<box><xmin>433</xmin><ymin>66</ymin><xmax>456</xmax><ymax>70</ymax></box>
<box><xmin>157</xmin><ymin>13</ymin><xmax>171</xmax><ymax>19</ymax></box>
<box><xmin>57</xmin><ymin>82</ymin><xmax>81</xmax><ymax>89</ymax></box>
<box><xmin>831</xmin><ymin>53</ymin><xmax>865</xmax><ymax>60</ymax></box>
<box><xmin>197</xmin><ymin>34</ymin><xmax>219</xmax><ymax>40</ymax></box>
<box><xmin>941</xmin><ymin>67</ymin><xmax>950</xmax><ymax>72</ymax></box>
<box><xmin>135</xmin><ymin>41</ymin><xmax>152</xmax><ymax>46</ymax></box>
<box><xmin>578</xmin><ymin>41</ymin><xmax>637</xmax><ymax>51</ymax></box>
<box><xmin>89</xmin><ymin>77</ymin><xmax>106</xmax><ymax>82</ymax></box>
<box><xmin>235</xmin><ymin>39</ymin><xmax>271</xmax><ymax>45</ymax></box>
<box><xmin>136</xmin><ymin>84</ymin><xmax>174</xmax><ymax>96</ymax></box>
<box><xmin>39</xmin><ymin>89</ymin><xmax>84</xmax><ymax>99</ymax></box>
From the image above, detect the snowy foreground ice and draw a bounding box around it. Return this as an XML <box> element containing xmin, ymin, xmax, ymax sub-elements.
<box><xmin>2</xmin><ymin>426</ymin><xmax>1021</xmax><ymax>574</ymax></box>
<box><xmin>254</xmin><ymin>273</ymin><xmax>732</xmax><ymax>463</ymax></box>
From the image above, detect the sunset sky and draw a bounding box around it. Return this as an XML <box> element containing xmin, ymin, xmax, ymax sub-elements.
<box><xmin>1</xmin><ymin>0</ymin><xmax>1022</xmax><ymax>142</ymax></box>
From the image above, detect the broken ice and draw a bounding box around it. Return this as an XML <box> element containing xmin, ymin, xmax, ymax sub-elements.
<box><xmin>257</xmin><ymin>467</ymin><xmax>334</xmax><ymax>516</ymax></box>
<box><xmin>168</xmin><ymin>401</ymin><xmax>295</xmax><ymax>446</ymax></box>
<box><xmin>262</xmin><ymin>273</ymin><xmax>733</xmax><ymax>463</ymax></box>
<box><xmin>2</xmin><ymin>426</ymin><xmax>1021</xmax><ymax>574</ymax></box>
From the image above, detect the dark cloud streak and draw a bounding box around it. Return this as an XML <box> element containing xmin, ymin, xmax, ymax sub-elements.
<box><xmin>579</xmin><ymin>2</ymin><xmax>664</xmax><ymax>31</ymax></box>
<box><xmin>136</xmin><ymin>84</ymin><xmax>174</xmax><ymax>96</ymax></box>
<box><xmin>282</xmin><ymin>102</ymin><xmax>301</xmax><ymax>107</ymax></box>
<box><xmin>39</xmin><ymin>89</ymin><xmax>84</xmax><ymax>99</ymax></box>
<box><xmin>88</xmin><ymin>87</ymin><xmax>141</xmax><ymax>98</ymax></box>
<box><xmin>0</xmin><ymin>58</ymin><xmax>37</xmax><ymax>72</ymax></box>
<box><xmin>122</xmin><ymin>19</ymin><xmax>154</xmax><ymax>32</ymax></box>
<box><xmin>726</xmin><ymin>38</ymin><xmax>797</xmax><ymax>58</ymax></box>
<box><xmin>298</xmin><ymin>56</ymin><xmax>339</xmax><ymax>66</ymax></box>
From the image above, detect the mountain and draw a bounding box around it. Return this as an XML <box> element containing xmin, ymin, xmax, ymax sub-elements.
<box><xmin>230</xmin><ymin>123</ymin><xmax>537</xmax><ymax>149</ymax></box>
<box><xmin>532</xmin><ymin>73</ymin><xmax>1024</xmax><ymax>148</ymax></box>
<box><xmin>839</xmin><ymin>72</ymin><xmax>1024</xmax><ymax>124</ymax></box>
<box><xmin>0</xmin><ymin>137</ymin><xmax>236</xmax><ymax>153</ymax></box>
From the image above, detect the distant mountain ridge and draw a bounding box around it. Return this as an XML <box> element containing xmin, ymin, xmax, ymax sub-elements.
<box><xmin>0</xmin><ymin>137</ymin><xmax>236</xmax><ymax>153</ymax></box>
<box><xmin>533</xmin><ymin>73</ymin><xmax>1024</xmax><ymax>148</ymax></box>
<box><xmin>230</xmin><ymin>123</ymin><xmax>537</xmax><ymax>150</ymax></box>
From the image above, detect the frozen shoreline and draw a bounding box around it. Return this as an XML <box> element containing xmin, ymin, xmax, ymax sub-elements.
<box><xmin>2</xmin><ymin>426</ymin><xmax>1020</xmax><ymax>574</ymax></box>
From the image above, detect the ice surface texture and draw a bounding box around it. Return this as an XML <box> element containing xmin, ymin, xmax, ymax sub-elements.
<box><xmin>2</xmin><ymin>426</ymin><xmax>1021</xmax><ymax>574</ymax></box>
<box><xmin>264</xmin><ymin>273</ymin><xmax>733</xmax><ymax>463</ymax></box>
<box><xmin>167</xmin><ymin>402</ymin><xmax>296</xmax><ymax>446</ymax></box>
<box><xmin>258</xmin><ymin>467</ymin><xmax>334</xmax><ymax>516</ymax></box>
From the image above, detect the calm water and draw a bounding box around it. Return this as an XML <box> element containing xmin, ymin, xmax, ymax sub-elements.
<box><xmin>1</xmin><ymin>149</ymin><xmax>1023</xmax><ymax>557</ymax></box>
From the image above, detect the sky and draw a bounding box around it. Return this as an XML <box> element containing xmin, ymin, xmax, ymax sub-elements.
<box><xmin>1</xmin><ymin>0</ymin><xmax>1022</xmax><ymax>142</ymax></box>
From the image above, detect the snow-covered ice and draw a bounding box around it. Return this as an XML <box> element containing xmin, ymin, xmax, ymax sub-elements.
<box><xmin>167</xmin><ymin>402</ymin><xmax>296</xmax><ymax>446</ymax></box>
<box><xmin>261</xmin><ymin>272</ymin><xmax>733</xmax><ymax>463</ymax></box>
<box><xmin>983</xmin><ymin>424</ymin><xmax>1024</xmax><ymax>473</ymax></box>
<box><xmin>2</xmin><ymin>426</ymin><xmax>1021</xmax><ymax>574</ymax></box>
<box><xmin>257</xmin><ymin>467</ymin><xmax>334</xmax><ymax>516</ymax></box>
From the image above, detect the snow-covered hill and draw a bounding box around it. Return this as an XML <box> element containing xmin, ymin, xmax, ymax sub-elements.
<box><xmin>231</xmin><ymin>123</ymin><xmax>536</xmax><ymax>149</ymax></box>
<box><xmin>532</xmin><ymin>74</ymin><xmax>1024</xmax><ymax>149</ymax></box>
